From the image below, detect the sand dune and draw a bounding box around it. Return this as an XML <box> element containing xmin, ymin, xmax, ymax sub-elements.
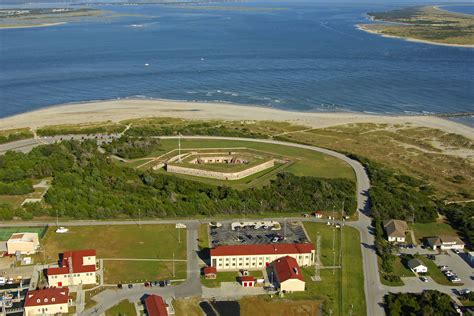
<box><xmin>0</xmin><ymin>99</ymin><xmax>472</xmax><ymax>139</ymax></box>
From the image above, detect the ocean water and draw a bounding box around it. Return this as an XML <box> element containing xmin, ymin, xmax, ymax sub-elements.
<box><xmin>0</xmin><ymin>2</ymin><xmax>473</xmax><ymax>118</ymax></box>
<box><xmin>442</xmin><ymin>5</ymin><xmax>474</xmax><ymax>15</ymax></box>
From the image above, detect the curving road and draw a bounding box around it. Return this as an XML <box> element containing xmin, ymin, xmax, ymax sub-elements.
<box><xmin>0</xmin><ymin>135</ymin><xmax>384</xmax><ymax>315</ymax></box>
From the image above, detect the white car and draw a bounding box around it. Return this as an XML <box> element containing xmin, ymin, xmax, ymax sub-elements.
<box><xmin>0</xmin><ymin>277</ymin><xmax>5</xmax><ymax>286</ymax></box>
<box><xmin>453</xmin><ymin>249</ymin><xmax>461</xmax><ymax>254</ymax></box>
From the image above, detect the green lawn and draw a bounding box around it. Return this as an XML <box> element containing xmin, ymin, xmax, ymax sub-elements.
<box><xmin>201</xmin><ymin>271</ymin><xmax>239</xmax><ymax>288</ymax></box>
<box><xmin>296</xmin><ymin>223</ymin><xmax>366</xmax><ymax>316</ymax></box>
<box><xmin>103</xmin><ymin>260</ymin><xmax>187</xmax><ymax>284</ymax></box>
<box><xmin>410</xmin><ymin>222</ymin><xmax>458</xmax><ymax>244</ymax></box>
<box><xmin>0</xmin><ymin>226</ymin><xmax>48</xmax><ymax>241</ymax></box>
<box><xmin>39</xmin><ymin>224</ymin><xmax>186</xmax><ymax>263</ymax></box>
<box><xmin>198</xmin><ymin>224</ymin><xmax>209</xmax><ymax>250</ymax></box>
<box><xmin>105</xmin><ymin>300</ymin><xmax>136</xmax><ymax>316</ymax></box>
<box><xmin>201</xmin><ymin>270</ymin><xmax>263</xmax><ymax>288</ymax></box>
<box><xmin>378</xmin><ymin>255</ymin><xmax>415</xmax><ymax>287</ymax></box>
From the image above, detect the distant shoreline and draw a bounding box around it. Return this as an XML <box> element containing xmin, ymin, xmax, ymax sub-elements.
<box><xmin>356</xmin><ymin>24</ymin><xmax>474</xmax><ymax>48</ymax></box>
<box><xmin>0</xmin><ymin>22</ymin><xmax>66</xmax><ymax>29</ymax></box>
<box><xmin>0</xmin><ymin>98</ymin><xmax>472</xmax><ymax>139</ymax></box>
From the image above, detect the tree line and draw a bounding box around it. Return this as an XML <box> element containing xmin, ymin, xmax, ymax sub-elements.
<box><xmin>0</xmin><ymin>140</ymin><xmax>356</xmax><ymax>220</ymax></box>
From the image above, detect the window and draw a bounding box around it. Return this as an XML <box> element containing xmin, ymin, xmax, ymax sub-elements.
<box><xmin>52</xmin><ymin>298</ymin><xmax>55</xmax><ymax>302</ymax></box>
<box><xmin>44</xmin><ymin>298</ymin><xmax>48</xmax><ymax>303</ymax></box>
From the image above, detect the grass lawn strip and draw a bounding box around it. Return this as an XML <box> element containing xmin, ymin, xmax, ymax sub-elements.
<box><xmin>104</xmin><ymin>260</ymin><xmax>187</xmax><ymax>284</ymax></box>
<box><xmin>105</xmin><ymin>300</ymin><xmax>136</xmax><ymax>316</ymax></box>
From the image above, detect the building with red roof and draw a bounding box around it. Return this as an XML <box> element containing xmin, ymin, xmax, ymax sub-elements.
<box><xmin>24</xmin><ymin>288</ymin><xmax>69</xmax><ymax>315</ymax></box>
<box><xmin>240</xmin><ymin>275</ymin><xmax>256</xmax><ymax>287</ymax></box>
<box><xmin>210</xmin><ymin>243</ymin><xmax>314</xmax><ymax>271</ymax></box>
<box><xmin>47</xmin><ymin>249</ymin><xmax>97</xmax><ymax>287</ymax></box>
<box><xmin>270</xmin><ymin>256</ymin><xmax>305</xmax><ymax>292</ymax></box>
<box><xmin>203</xmin><ymin>266</ymin><xmax>217</xmax><ymax>279</ymax></box>
<box><xmin>144</xmin><ymin>294</ymin><xmax>169</xmax><ymax>316</ymax></box>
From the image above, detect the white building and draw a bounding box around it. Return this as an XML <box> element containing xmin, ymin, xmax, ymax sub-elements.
<box><xmin>24</xmin><ymin>288</ymin><xmax>69</xmax><ymax>315</ymax></box>
<box><xmin>425</xmin><ymin>235</ymin><xmax>465</xmax><ymax>250</ymax></box>
<box><xmin>271</xmin><ymin>256</ymin><xmax>305</xmax><ymax>292</ymax></box>
<box><xmin>383</xmin><ymin>219</ymin><xmax>408</xmax><ymax>243</ymax></box>
<box><xmin>47</xmin><ymin>249</ymin><xmax>97</xmax><ymax>287</ymax></box>
<box><xmin>210</xmin><ymin>243</ymin><xmax>315</xmax><ymax>271</ymax></box>
<box><xmin>6</xmin><ymin>232</ymin><xmax>39</xmax><ymax>255</ymax></box>
<box><xmin>407</xmin><ymin>258</ymin><xmax>428</xmax><ymax>274</ymax></box>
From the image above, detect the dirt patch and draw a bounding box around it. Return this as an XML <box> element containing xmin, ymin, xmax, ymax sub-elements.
<box><xmin>240</xmin><ymin>297</ymin><xmax>320</xmax><ymax>316</ymax></box>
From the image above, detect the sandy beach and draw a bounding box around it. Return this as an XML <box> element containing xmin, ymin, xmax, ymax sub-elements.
<box><xmin>356</xmin><ymin>24</ymin><xmax>474</xmax><ymax>48</ymax></box>
<box><xmin>0</xmin><ymin>22</ymin><xmax>66</xmax><ymax>30</ymax></box>
<box><xmin>0</xmin><ymin>98</ymin><xmax>472</xmax><ymax>139</ymax></box>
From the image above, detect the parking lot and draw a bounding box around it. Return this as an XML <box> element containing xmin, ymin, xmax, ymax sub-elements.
<box><xmin>434</xmin><ymin>251</ymin><xmax>474</xmax><ymax>288</ymax></box>
<box><xmin>210</xmin><ymin>221</ymin><xmax>309</xmax><ymax>247</ymax></box>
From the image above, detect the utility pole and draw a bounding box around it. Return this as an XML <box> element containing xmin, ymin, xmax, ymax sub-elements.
<box><xmin>138</xmin><ymin>209</ymin><xmax>141</xmax><ymax>228</ymax></box>
<box><xmin>56</xmin><ymin>209</ymin><xmax>59</xmax><ymax>228</ymax></box>
<box><xmin>178</xmin><ymin>227</ymin><xmax>181</xmax><ymax>244</ymax></box>
<box><xmin>284</xmin><ymin>218</ymin><xmax>287</xmax><ymax>240</ymax></box>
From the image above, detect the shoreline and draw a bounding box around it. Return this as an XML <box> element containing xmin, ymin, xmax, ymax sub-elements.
<box><xmin>356</xmin><ymin>24</ymin><xmax>474</xmax><ymax>48</ymax></box>
<box><xmin>0</xmin><ymin>22</ymin><xmax>66</xmax><ymax>29</ymax></box>
<box><xmin>0</xmin><ymin>98</ymin><xmax>472</xmax><ymax>139</ymax></box>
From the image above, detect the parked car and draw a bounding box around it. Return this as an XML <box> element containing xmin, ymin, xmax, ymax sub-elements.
<box><xmin>128</xmin><ymin>283</ymin><xmax>133</xmax><ymax>289</ymax></box>
<box><xmin>144</xmin><ymin>282</ymin><xmax>150</xmax><ymax>287</ymax></box>
<box><xmin>117</xmin><ymin>284</ymin><xmax>123</xmax><ymax>289</ymax></box>
<box><xmin>419</xmin><ymin>276</ymin><xmax>428</xmax><ymax>283</ymax></box>
<box><xmin>159</xmin><ymin>281</ymin><xmax>166</xmax><ymax>287</ymax></box>
<box><xmin>165</xmin><ymin>280</ymin><xmax>171</xmax><ymax>286</ymax></box>
<box><xmin>451</xmin><ymin>278</ymin><xmax>462</xmax><ymax>283</ymax></box>
<box><xmin>271</xmin><ymin>237</ymin><xmax>279</xmax><ymax>243</ymax></box>
<box><xmin>452</xmin><ymin>249</ymin><xmax>461</xmax><ymax>254</ymax></box>
<box><xmin>439</xmin><ymin>265</ymin><xmax>448</xmax><ymax>271</ymax></box>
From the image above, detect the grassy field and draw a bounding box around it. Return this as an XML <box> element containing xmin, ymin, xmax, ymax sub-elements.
<box><xmin>173</xmin><ymin>298</ymin><xmax>203</xmax><ymax>316</ymax></box>
<box><xmin>38</xmin><ymin>224</ymin><xmax>186</xmax><ymax>263</ymax></box>
<box><xmin>36</xmin><ymin>121</ymin><xmax>125</xmax><ymax>136</ymax></box>
<box><xmin>198</xmin><ymin>224</ymin><xmax>209</xmax><ymax>250</ymax></box>
<box><xmin>105</xmin><ymin>300</ymin><xmax>136</xmax><ymax>316</ymax></box>
<box><xmin>410</xmin><ymin>221</ymin><xmax>458</xmax><ymax>244</ymax></box>
<box><xmin>279</xmin><ymin>123</ymin><xmax>473</xmax><ymax>201</ymax></box>
<box><xmin>361</xmin><ymin>6</ymin><xmax>474</xmax><ymax>45</ymax></box>
<box><xmin>291</xmin><ymin>223</ymin><xmax>366</xmax><ymax>316</ymax></box>
<box><xmin>103</xmin><ymin>260</ymin><xmax>187</xmax><ymax>284</ymax></box>
<box><xmin>0</xmin><ymin>226</ymin><xmax>47</xmax><ymax>240</ymax></box>
<box><xmin>240</xmin><ymin>297</ymin><xmax>320</xmax><ymax>316</ymax></box>
<box><xmin>0</xmin><ymin>186</ymin><xmax>47</xmax><ymax>208</ymax></box>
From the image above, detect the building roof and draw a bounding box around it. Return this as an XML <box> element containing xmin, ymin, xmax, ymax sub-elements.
<box><xmin>426</xmin><ymin>235</ymin><xmax>464</xmax><ymax>246</ymax></box>
<box><xmin>210</xmin><ymin>243</ymin><xmax>315</xmax><ymax>257</ymax></box>
<box><xmin>407</xmin><ymin>258</ymin><xmax>426</xmax><ymax>270</ymax></box>
<box><xmin>47</xmin><ymin>249</ymin><xmax>96</xmax><ymax>276</ymax></box>
<box><xmin>383</xmin><ymin>219</ymin><xmax>408</xmax><ymax>238</ymax></box>
<box><xmin>24</xmin><ymin>288</ymin><xmax>69</xmax><ymax>307</ymax></box>
<box><xmin>8</xmin><ymin>232</ymin><xmax>38</xmax><ymax>242</ymax></box>
<box><xmin>241</xmin><ymin>276</ymin><xmax>256</xmax><ymax>282</ymax></box>
<box><xmin>203</xmin><ymin>266</ymin><xmax>217</xmax><ymax>275</ymax></box>
<box><xmin>272</xmin><ymin>256</ymin><xmax>305</xmax><ymax>282</ymax></box>
<box><xmin>144</xmin><ymin>294</ymin><xmax>168</xmax><ymax>316</ymax></box>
